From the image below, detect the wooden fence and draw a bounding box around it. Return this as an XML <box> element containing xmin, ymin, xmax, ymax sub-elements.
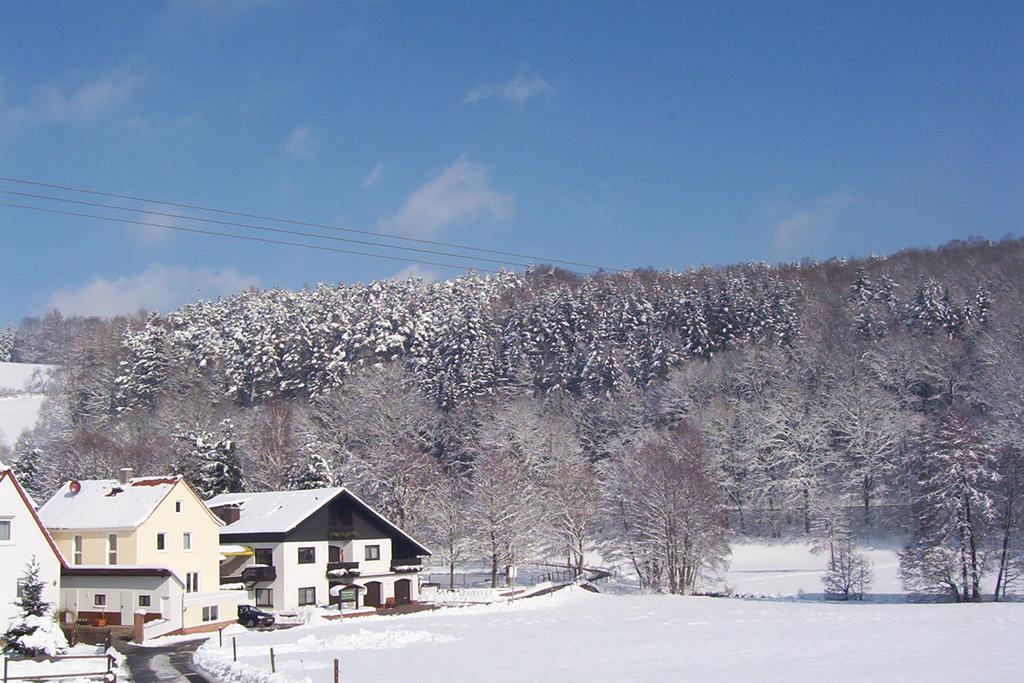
<box><xmin>2</xmin><ymin>653</ymin><xmax>116</xmax><ymax>683</ymax></box>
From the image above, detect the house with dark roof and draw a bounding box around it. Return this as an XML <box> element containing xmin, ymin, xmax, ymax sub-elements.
<box><xmin>206</xmin><ymin>487</ymin><xmax>430</xmax><ymax>611</ymax></box>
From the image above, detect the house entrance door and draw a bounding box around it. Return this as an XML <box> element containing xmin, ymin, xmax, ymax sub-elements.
<box><xmin>365</xmin><ymin>581</ymin><xmax>382</xmax><ymax>607</ymax></box>
<box><xmin>395</xmin><ymin>579</ymin><xmax>412</xmax><ymax>605</ymax></box>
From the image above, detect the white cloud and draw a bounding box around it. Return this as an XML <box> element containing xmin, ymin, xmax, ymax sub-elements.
<box><xmin>44</xmin><ymin>263</ymin><xmax>260</xmax><ymax>317</ymax></box>
<box><xmin>391</xmin><ymin>264</ymin><xmax>441</xmax><ymax>282</ymax></box>
<box><xmin>771</xmin><ymin>191</ymin><xmax>858</xmax><ymax>261</ymax></box>
<box><xmin>1</xmin><ymin>66</ymin><xmax>138</xmax><ymax>134</ymax></box>
<box><xmin>363</xmin><ymin>162</ymin><xmax>385</xmax><ymax>188</ymax></box>
<box><xmin>381</xmin><ymin>158</ymin><xmax>513</xmax><ymax>237</ymax></box>
<box><xmin>464</xmin><ymin>73</ymin><xmax>555</xmax><ymax>108</ymax></box>
<box><xmin>282</xmin><ymin>125</ymin><xmax>318</xmax><ymax>159</ymax></box>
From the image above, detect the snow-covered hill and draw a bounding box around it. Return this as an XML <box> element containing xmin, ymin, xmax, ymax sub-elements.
<box><xmin>0</xmin><ymin>362</ymin><xmax>55</xmax><ymax>447</ymax></box>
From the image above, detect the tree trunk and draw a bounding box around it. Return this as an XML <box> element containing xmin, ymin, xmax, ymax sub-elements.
<box><xmin>993</xmin><ymin>483</ymin><xmax>1015</xmax><ymax>601</ymax></box>
<box><xmin>449</xmin><ymin>559</ymin><xmax>455</xmax><ymax>590</ymax></box>
<box><xmin>491</xmin><ymin>552</ymin><xmax>499</xmax><ymax>589</ymax></box>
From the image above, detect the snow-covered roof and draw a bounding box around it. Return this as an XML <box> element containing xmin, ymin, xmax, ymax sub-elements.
<box><xmin>206</xmin><ymin>487</ymin><xmax>344</xmax><ymax>534</ymax></box>
<box><xmin>207</xmin><ymin>486</ymin><xmax>431</xmax><ymax>555</ymax></box>
<box><xmin>38</xmin><ymin>476</ymin><xmax>182</xmax><ymax>530</ymax></box>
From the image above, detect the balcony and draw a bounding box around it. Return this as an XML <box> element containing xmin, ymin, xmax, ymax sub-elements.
<box><xmin>391</xmin><ymin>557</ymin><xmax>423</xmax><ymax>572</ymax></box>
<box><xmin>241</xmin><ymin>566</ymin><xmax>277</xmax><ymax>583</ymax></box>
<box><xmin>327</xmin><ymin>561</ymin><xmax>360</xmax><ymax>576</ymax></box>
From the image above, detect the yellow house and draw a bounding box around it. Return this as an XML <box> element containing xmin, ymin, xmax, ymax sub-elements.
<box><xmin>38</xmin><ymin>469</ymin><xmax>242</xmax><ymax>636</ymax></box>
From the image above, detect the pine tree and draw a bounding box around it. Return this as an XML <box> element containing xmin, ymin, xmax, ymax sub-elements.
<box><xmin>3</xmin><ymin>557</ymin><xmax>66</xmax><ymax>657</ymax></box>
<box><xmin>287</xmin><ymin>449</ymin><xmax>334</xmax><ymax>489</ymax></box>
<box><xmin>11</xmin><ymin>437</ymin><xmax>47</xmax><ymax>502</ymax></box>
<box><xmin>0</xmin><ymin>323</ymin><xmax>16</xmax><ymax>362</ymax></box>
<box><xmin>174</xmin><ymin>419</ymin><xmax>243</xmax><ymax>499</ymax></box>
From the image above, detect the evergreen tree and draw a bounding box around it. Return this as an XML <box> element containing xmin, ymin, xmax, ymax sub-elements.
<box><xmin>11</xmin><ymin>437</ymin><xmax>47</xmax><ymax>502</ymax></box>
<box><xmin>174</xmin><ymin>419</ymin><xmax>243</xmax><ymax>499</ymax></box>
<box><xmin>0</xmin><ymin>323</ymin><xmax>16</xmax><ymax>362</ymax></box>
<box><xmin>287</xmin><ymin>448</ymin><xmax>334</xmax><ymax>489</ymax></box>
<box><xmin>3</xmin><ymin>557</ymin><xmax>66</xmax><ymax>657</ymax></box>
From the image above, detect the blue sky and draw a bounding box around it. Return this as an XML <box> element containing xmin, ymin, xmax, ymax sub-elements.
<box><xmin>1</xmin><ymin>1</ymin><xmax>1022</xmax><ymax>322</ymax></box>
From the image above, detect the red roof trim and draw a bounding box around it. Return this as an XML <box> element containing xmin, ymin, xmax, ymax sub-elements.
<box><xmin>0</xmin><ymin>469</ymin><xmax>67</xmax><ymax>568</ymax></box>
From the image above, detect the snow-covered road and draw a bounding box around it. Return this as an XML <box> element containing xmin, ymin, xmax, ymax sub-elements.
<box><xmin>195</xmin><ymin>587</ymin><xmax>1024</xmax><ymax>682</ymax></box>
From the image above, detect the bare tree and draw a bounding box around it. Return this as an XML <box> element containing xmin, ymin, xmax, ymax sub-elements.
<box><xmin>601</xmin><ymin>424</ymin><xmax>729</xmax><ymax>594</ymax></box>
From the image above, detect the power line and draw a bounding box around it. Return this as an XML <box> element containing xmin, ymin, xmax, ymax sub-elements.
<box><xmin>0</xmin><ymin>201</ymin><xmax>501</xmax><ymax>274</ymax></box>
<box><xmin>0</xmin><ymin>175</ymin><xmax>622</xmax><ymax>272</ymax></box>
<box><xmin>0</xmin><ymin>188</ymin><xmax>533</xmax><ymax>269</ymax></box>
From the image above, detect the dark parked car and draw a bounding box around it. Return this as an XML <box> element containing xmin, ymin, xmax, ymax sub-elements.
<box><xmin>238</xmin><ymin>604</ymin><xmax>275</xmax><ymax>628</ymax></box>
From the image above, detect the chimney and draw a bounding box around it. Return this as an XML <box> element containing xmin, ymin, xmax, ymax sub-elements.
<box><xmin>211</xmin><ymin>504</ymin><xmax>241</xmax><ymax>525</ymax></box>
<box><xmin>118</xmin><ymin>467</ymin><xmax>133</xmax><ymax>485</ymax></box>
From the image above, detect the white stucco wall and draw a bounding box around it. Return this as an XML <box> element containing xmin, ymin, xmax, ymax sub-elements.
<box><xmin>59</xmin><ymin>573</ymin><xmax>182</xmax><ymax>631</ymax></box>
<box><xmin>280</xmin><ymin>540</ymin><xmax>329</xmax><ymax>609</ymax></box>
<box><xmin>0</xmin><ymin>473</ymin><xmax>62</xmax><ymax>625</ymax></box>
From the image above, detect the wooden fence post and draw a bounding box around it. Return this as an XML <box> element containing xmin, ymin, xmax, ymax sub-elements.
<box><xmin>4</xmin><ymin>654</ymin><xmax>9</xmax><ymax>683</ymax></box>
<box><xmin>218</xmin><ymin>628</ymin><xmax>223</xmax><ymax>648</ymax></box>
<box><xmin>333</xmin><ymin>657</ymin><xmax>339</xmax><ymax>683</ymax></box>
<box><xmin>269</xmin><ymin>647</ymin><xmax>276</xmax><ymax>673</ymax></box>
<box><xmin>232</xmin><ymin>637</ymin><xmax>237</xmax><ymax>662</ymax></box>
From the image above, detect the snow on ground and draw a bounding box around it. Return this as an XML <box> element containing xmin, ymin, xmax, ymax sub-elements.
<box><xmin>714</xmin><ymin>539</ymin><xmax>905</xmax><ymax>597</ymax></box>
<box><xmin>194</xmin><ymin>587</ymin><xmax>1024</xmax><ymax>682</ymax></box>
<box><xmin>0</xmin><ymin>362</ymin><xmax>55</xmax><ymax>447</ymax></box>
<box><xmin>1</xmin><ymin>644</ymin><xmax>125</xmax><ymax>682</ymax></box>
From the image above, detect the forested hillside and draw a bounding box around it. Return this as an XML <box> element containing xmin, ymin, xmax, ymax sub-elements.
<box><xmin>4</xmin><ymin>236</ymin><xmax>1024</xmax><ymax>598</ymax></box>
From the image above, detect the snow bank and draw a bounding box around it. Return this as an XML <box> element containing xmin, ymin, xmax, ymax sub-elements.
<box><xmin>0</xmin><ymin>643</ymin><xmax>121</xmax><ymax>682</ymax></box>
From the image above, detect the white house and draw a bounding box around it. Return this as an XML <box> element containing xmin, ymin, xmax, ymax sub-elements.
<box><xmin>0</xmin><ymin>465</ymin><xmax>64</xmax><ymax>626</ymax></box>
<box><xmin>207</xmin><ymin>487</ymin><xmax>430</xmax><ymax>612</ymax></box>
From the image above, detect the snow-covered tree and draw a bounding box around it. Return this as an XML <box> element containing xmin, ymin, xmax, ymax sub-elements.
<box><xmin>3</xmin><ymin>557</ymin><xmax>66</xmax><ymax>657</ymax></box>
<box><xmin>10</xmin><ymin>437</ymin><xmax>48</xmax><ymax>503</ymax></box>
<box><xmin>286</xmin><ymin>448</ymin><xmax>334</xmax><ymax>490</ymax></box>
<box><xmin>900</xmin><ymin>412</ymin><xmax>998</xmax><ymax>601</ymax></box>
<box><xmin>470</xmin><ymin>443</ymin><xmax>544</xmax><ymax>588</ymax></box>
<box><xmin>174</xmin><ymin>419</ymin><xmax>243</xmax><ymax>499</ymax></box>
<box><xmin>423</xmin><ymin>464</ymin><xmax>473</xmax><ymax>589</ymax></box>
<box><xmin>601</xmin><ymin>424</ymin><xmax>729</xmax><ymax>594</ymax></box>
<box><xmin>0</xmin><ymin>323</ymin><xmax>16</xmax><ymax>362</ymax></box>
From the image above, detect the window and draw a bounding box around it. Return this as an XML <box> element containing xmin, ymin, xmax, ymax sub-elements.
<box><xmin>365</xmin><ymin>545</ymin><xmax>381</xmax><ymax>561</ymax></box>
<box><xmin>175</xmin><ymin>500</ymin><xmax>182</xmax><ymax>513</ymax></box>
<box><xmin>254</xmin><ymin>548</ymin><xmax>273</xmax><ymax>567</ymax></box>
<box><xmin>156</xmin><ymin>533</ymin><xmax>166</xmax><ymax>551</ymax></box>
<box><xmin>255</xmin><ymin>588</ymin><xmax>273</xmax><ymax>607</ymax></box>
<box><xmin>0</xmin><ymin>519</ymin><xmax>10</xmax><ymax>542</ymax></box>
<box><xmin>297</xmin><ymin>547</ymin><xmax>316</xmax><ymax>564</ymax></box>
<box><xmin>186</xmin><ymin>572</ymin><xmax>199</xmax><ymax>593</ymax></box>
<box><xmin>138</xmin><ymin>595</ymin><xmax>151</xmax><ymax>608</ymax></box>
<box><xmin>16</xmin><ymin>580</ymin><xmax>26</xmax><ymax>599</ymax></box>
<box><xmin>202</xmin><ymin>605</ymin><xmax>219</xmax><ymax>622</ymax></box>
<box><xmin>107</xmin><ymin>534</ymin><xmax>118</xmax><ymax>565</ymax></box>
<box><xmin>94</xmin><ymin>594</ymin><xmax>106</xmax><ymax>607</ymax></box>
<box><xmin>73</xmin><ymin>535</ymin><xmax>83</xmax><ymax>565</ymax></box>
<box><xmin>183</xmin><ymin>532</ymin><xmax>193</xmax><ymax>551</ymax></box>
<box><xmin>298</xmin><ymin>587</ymin><xmax>316</xmax><ymax>606</ymax></box>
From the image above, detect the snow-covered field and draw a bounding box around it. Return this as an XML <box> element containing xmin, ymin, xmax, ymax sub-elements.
<box><xmin>0</xmin><ymin>362</ymin><xmax>54</xmax><ymax>447</ymax></box>
<box><xmin>715</xmin><ymin>539</ymin><xmax>905</xmax><ymax>597</ymax></box>
<box><xmin>194</xmin><ymin>586</ymin><xmax>1024</xmax><ymax>682</ymax></box>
